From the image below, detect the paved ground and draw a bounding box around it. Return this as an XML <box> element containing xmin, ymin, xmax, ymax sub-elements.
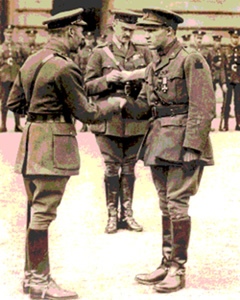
<box><xmin>0</xmin><ymin>109</ymin><xmax>240</xmax><ymax>300</ymax></box>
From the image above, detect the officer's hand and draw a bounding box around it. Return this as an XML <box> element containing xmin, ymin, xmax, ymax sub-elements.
<box><xmin>108</xmin><ymin>97</ymin><xmax>126</xmax><ymax>108</ymax></box>
<box><xmin>182</xmin><ymin>148</ymin><xmax>200</xmax><ymax>172</ymax></box>
<box><xmin>222</xmin><ymin>83</ymin><xmax>228</xmax><ymax>93</ymax></box>
<box><xmin>106</xmin><ymin>70</ymin><xmax>122</xmax><ymax>83</ymax></box>
<box><xmin>120</xmin><ymin>70</ymin><xmax>131</xmax><ymax>82</ymax></box>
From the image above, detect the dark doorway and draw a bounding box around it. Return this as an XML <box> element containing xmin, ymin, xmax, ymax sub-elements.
<box><xmin>51</xmin><ymin>0</ymin><xmax>103</xmax><ymax>34</ymax></box>
<box><xmin>0</xmin><ymin>0</ymin><xmax>8</xmax><ymax>43</ymax></box>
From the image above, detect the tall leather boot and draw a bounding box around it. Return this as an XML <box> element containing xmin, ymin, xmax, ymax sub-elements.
<box><xmin>28</xmin><ymin>229</ymin><xmax>78</xmax><ymax>299</ymax></box>
<box><xmin>23</xmin><ymin>202</ymin><xmax>32</xmax><ymax>294</ymax></box>
<box><xmin>14</xmin><ymin>113</ymin><xmax>23</xmax><ymax>132</ymax></box>
<box><xmin>235</xmin><ymin>114</ymin><xmax>240</xmax><ymax>131</ymax></box>
<box><xmin>118</xmin><ymin>174</ymin><xmax>143</xmax><ymax>232</ymax></box>
<box><xmin>104</xmin><ymin>175</ymin><xmax>119</xmax><ymax>234</ymax></box>
<box><xmin>135</xmin><ymin>216</ymin><xmax>171</xmax><ymax>285</ymax></box>
<box><xmin>222</xmin><ymin>117</ymin><xmax>229</xmax><ymax>131</ymax></box>
<box><xmin>154</xmin><ymin>217</ymin><xmax>191</xmax><ymax>293</ymax></box>
<box><xmin>0</xmin><ymin>110</ymin><xmax>7</xmax><ymax>132</ymax></box>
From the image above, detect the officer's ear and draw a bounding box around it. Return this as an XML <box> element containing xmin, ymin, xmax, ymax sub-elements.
<box><xmin>68</xmin><ymin>26</ymin><xmax>75</xmax><ymax>38</ymax></box>
<box><xmin>166</xmin><ymin>26</ymin><xmax>173</xmax><ymax>36</ymax></box>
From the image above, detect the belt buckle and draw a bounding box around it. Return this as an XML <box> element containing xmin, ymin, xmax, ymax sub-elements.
<box><xmin>152</xmin><ymin>106</ymin><xmax>157</xmax><ymax>118</ymax></box>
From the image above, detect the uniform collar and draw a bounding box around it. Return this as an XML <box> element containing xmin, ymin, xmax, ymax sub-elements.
<box><xmin>157</xmin><ymin>38</ymin><xmax>177</xmax><ymax>57</ymax></box>
<box><xmin>153</xmin><ymin>39</ymin><xmax>183</xmax><ymax>72</ymax></box>
<box><xmin>45</xmin><ymin>38</ymin><xmax>70</xmax><ymax>57</ymax></box>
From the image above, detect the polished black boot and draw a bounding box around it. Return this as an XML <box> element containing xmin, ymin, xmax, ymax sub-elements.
<box><xmin>235</xmin><ymin>114</ymin><xmax>240</xmax><ymax>131</ymax></box>
<box><xmin>0</xmin><ymin>110</ymin><xmax>7</xmax><ymax>132</ymax></box>
<box><xmin>14</xmin><ymin>113</ymin><xmax>23</xmax><ymax>132</ymax></box>
<box><xmin>104</xmin><ymin>175</ymin><xmax>119</xmax><ymax>234</ymax></box>
<box><xmin>135</xmin><ymin>216</ymin><xmax>171</xmax><ymax>285</ymax></box>
<box><xmin>118</xmin><ymin>174</ymin><xmax>143</xmax><ymax>232</ymax></box>
<box><xmin>154</xmin><ymin>217</ymin><xmax>191</xmax><ymax>293</ymax></box>
<box><xmin>222</xmin><ymin>117</ymin><xmax>229</xmax><ymax>131</ymax></box>
<box><xmin>22</xmin><ymin>200</ymin><xmax>32</xmax><ymax>294</ymax></box>
<box><xmin>27</xmin><ymin>229</ymin><xmax>78</xmax><ymax>299</ymax></box>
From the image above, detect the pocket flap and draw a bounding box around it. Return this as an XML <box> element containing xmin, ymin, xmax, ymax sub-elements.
<box><xmin>52</xmin><ymin>123</ymin><xmax>77</xmax><ymax>136</ymax></box>
<box><xmin>160</xmin><ymin>116</ymin><xmax>187</xmax><ymax>127</ymax></box>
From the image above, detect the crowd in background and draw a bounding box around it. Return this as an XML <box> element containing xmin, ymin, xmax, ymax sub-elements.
<box><xmin>0</xmin><ymin>23</ymin><xmax>240</xmax><ymax>133</ymax></box>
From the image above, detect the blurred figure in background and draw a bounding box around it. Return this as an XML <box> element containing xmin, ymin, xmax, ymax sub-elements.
<box><xmin>223</xmin><ymin>29</ymin><xmax>240</xmax><ymax>131</ymax></box>
<box><xmin>181</xmin><ymin>34</ymin><xmax>191</xmax><ymax>50</ymax></box>
<box><xmin>208</xmin><ymin>34</ymin><xmax>228</xmax><ymax>131</ymax></box>
<box><xmin>191</xmin><ymin>30</ymin><xmax>211</xmax><ymax>66</ymax></box>
<box><xmin>0</xmin><ymin>25</ymin><xmax>24</xmax><ymax>132</ymax></box>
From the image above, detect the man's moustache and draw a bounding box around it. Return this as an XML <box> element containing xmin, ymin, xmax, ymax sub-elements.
<box><xmin>79</xmin><ymin>39</ymin><xmax>86</xmax><ymax>49</ymax></box>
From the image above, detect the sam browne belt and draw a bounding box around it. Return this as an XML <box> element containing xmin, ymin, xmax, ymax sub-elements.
<box><xmin>151</xmin><ymin>104</ymin><xmax>188</xmax><ymax>118</ymax></box>
<box><xmin>27</xmin><ymin>113</ymin><xmax>72</xmax><ymax>123</ymax></box>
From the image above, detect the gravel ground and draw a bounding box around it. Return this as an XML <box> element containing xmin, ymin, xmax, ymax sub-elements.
<box><xmin>0</xmin><ymin>111</ymin><xmax>240</xmax><ymax>300</ymax></box>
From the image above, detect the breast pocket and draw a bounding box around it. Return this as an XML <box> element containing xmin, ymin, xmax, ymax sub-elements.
<box><xmin>161</xmin><ymin>69</ymin><xmax>187</xmax><ymax>102</ymax></box>
<box><xmin>52</xmin><ymin>124</ymin><xmax>80</xmax><ymax>171</ymax></box>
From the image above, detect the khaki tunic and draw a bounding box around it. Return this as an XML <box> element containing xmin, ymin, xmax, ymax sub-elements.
<box><xmin>124</xmin><ymin>40</ymin><xmax>215</xmax><ymax>166</ymax></box>
<box><xmin>85</xmin><ymin>41</ymin><xmax>152</xmax><ymax>137</ymax></box>
<box><xmin>7</xmin><ymin>39</ymin><xmax>120</xmax><ymax>176</ymax></box>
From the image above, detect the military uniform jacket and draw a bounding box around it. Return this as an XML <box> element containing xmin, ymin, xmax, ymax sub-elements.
<box><xmin>225</xmin><ymin>44</ymin><xmax>240</xmax><ymax>84</ymax></box>
<box><xmin>189</xmin><ymin>43</ymin><xmax>211</xmax><ymax>66</ymax></box>
<box><xmin>208</xmin><ymin>47</ymin><xmax>227</xmax><ymax>84</ymax></box>
<box><xmin>7</xmin><ymin>39</ymin><xmax>120</xmax><ymax>176</ymax></box>
<box><xmin>0</xmin><ymin>41</ymin><xmax>24</xmax><ymax>82</ymax></box>
<box><xmin>124</xmin><ymin>39</ymin><xmax>215</xmax><ymax>166</ymax></box>
<box><xmin>85</xmin><ymin>40</ymin><xmax>152</xmax><ymax>136</ymax></box>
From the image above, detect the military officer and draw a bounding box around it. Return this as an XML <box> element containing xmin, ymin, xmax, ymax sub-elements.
<box><xmin>0</xmin><ymin>25</ymin><xmax>24</xmax><ymax>132</ymax></box>
<box><xmin>122</xmin><ymin>7</ymin><xmax>215</xmax><ymax>293</ymax></box>
<box><xmin>191</xmin><ymin>30</ymin><xmax>211</xmax><ymax>65</ymax></box>
<box><xmin>85</xmin><ymin>9</ymin><xmax>152</xmax><ymax>234</ymax></box>
<box><xmin>75</xmin><ymin>31</ymin><xmax>95</xmax><ymax>75</ymax></box>
<box><xmin>7</xmin><ymin>8</ymin><xmax>125</xmax><ymax>300</ymax></box>
<box><xmin>73</xmin><ymin>31</ymin><xmax>96</xmax><ymax>132</ymax></box>
<box><xmin>223</xmin><ymin>29</ymin><xmax>240</xmax><ymax>131</ymax></box>
<box><xmin>208</xmin><ymin>34</ymin><xmax>228</xmax><ymax>131</ymax></box>
<box><xmin>25</xmin><ymin>29</ymin><xmax>39</xmax><ymax>56</ymax></box>
<box><xmin>181</xmin><ymin>34</ymin><xmax>191</xmax><ymax>49</ymax></box>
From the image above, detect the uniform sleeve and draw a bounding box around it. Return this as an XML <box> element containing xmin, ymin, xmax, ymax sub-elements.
<box><xmin>123</xmin><ymin>65</ymin><xmax>151</xmax><ymax>119</ymax></box>
<box><xmin>183</xmin><ymin>52</ymin><xmax>216</xmax><ymax>152</ymax></box>
<box><xmin>7</xmin><ymin>71</ymin><xmax>27</xmax><ymax>114</ymax></box>
<box><xmin>84</xmin><ymin>49</ymin><xmax>111</xmax><ymax>95</ymax></box>
<box><xmin>56</xmin><ymin>63</ymin><xmax>120</xmax><ymax>123</ymax></box>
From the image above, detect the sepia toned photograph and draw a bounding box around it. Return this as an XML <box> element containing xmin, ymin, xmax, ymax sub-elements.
<box><xmin>0</xmin><ymin>0</ymin><xmax>240</xmax><ymax>299</ymax></box>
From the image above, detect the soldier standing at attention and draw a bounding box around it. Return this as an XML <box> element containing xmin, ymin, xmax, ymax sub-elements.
<box><xmin>181</xmin><ymin>34</ymin><xmax>191</xmax><ymax>49</ymax></box>
<box><xmin>85</xmin><ymin>9</ymin><xmax>152</xmax><ymax>234</ymax></box>
<box><xmin>191</xmin><ymin>30</ymin><xmax>211</xmax><ymax>65</ymax></box>
<box><xmin>223</xmin><ymin>29</ymin><xmax>240</xmax><ymax>131</ymax></box>
<box><xmin>73</xmin><ymin>31</ymin><xmax>96</xmax><ymax>132</ymax></box>
<box><xmin>25</xmin><ymin>29</ymin><xmax>39</xmax><ymax>57</ymax></box>
<box><xmin>7</xmin><ymin>8</ymin><xmax>125</xmax><ymax>300</ymax></box>
<box><xmin>122</xmin><ymin>7</ymin><xmax>215</xmax><ymax>293</ymax></box>
<box><xmin>208</xmin><ymin>34</ymin><xmax>228</xmax><ymax>131</ymax></box>
<box><xmin>0</xmin><ymin>25</ymin><xmax>24</xmax><ymax>132</ymax></box>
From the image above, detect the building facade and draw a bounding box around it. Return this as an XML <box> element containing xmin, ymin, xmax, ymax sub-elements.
<box><xmin>1</xmin><ymin>0</ymin><xmax>239</xmax><ymax>45</ymax></box>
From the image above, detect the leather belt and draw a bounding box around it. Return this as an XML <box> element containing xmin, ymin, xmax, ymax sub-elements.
<box><xmin>27</xmin><ymin>113</ymin><xmax>72</xmax><ymax>123</ymax></box>
<box><xmin>151</xmin><ymin>104</ymin><xmax>188</xmax><ymax>118</ymax></box>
